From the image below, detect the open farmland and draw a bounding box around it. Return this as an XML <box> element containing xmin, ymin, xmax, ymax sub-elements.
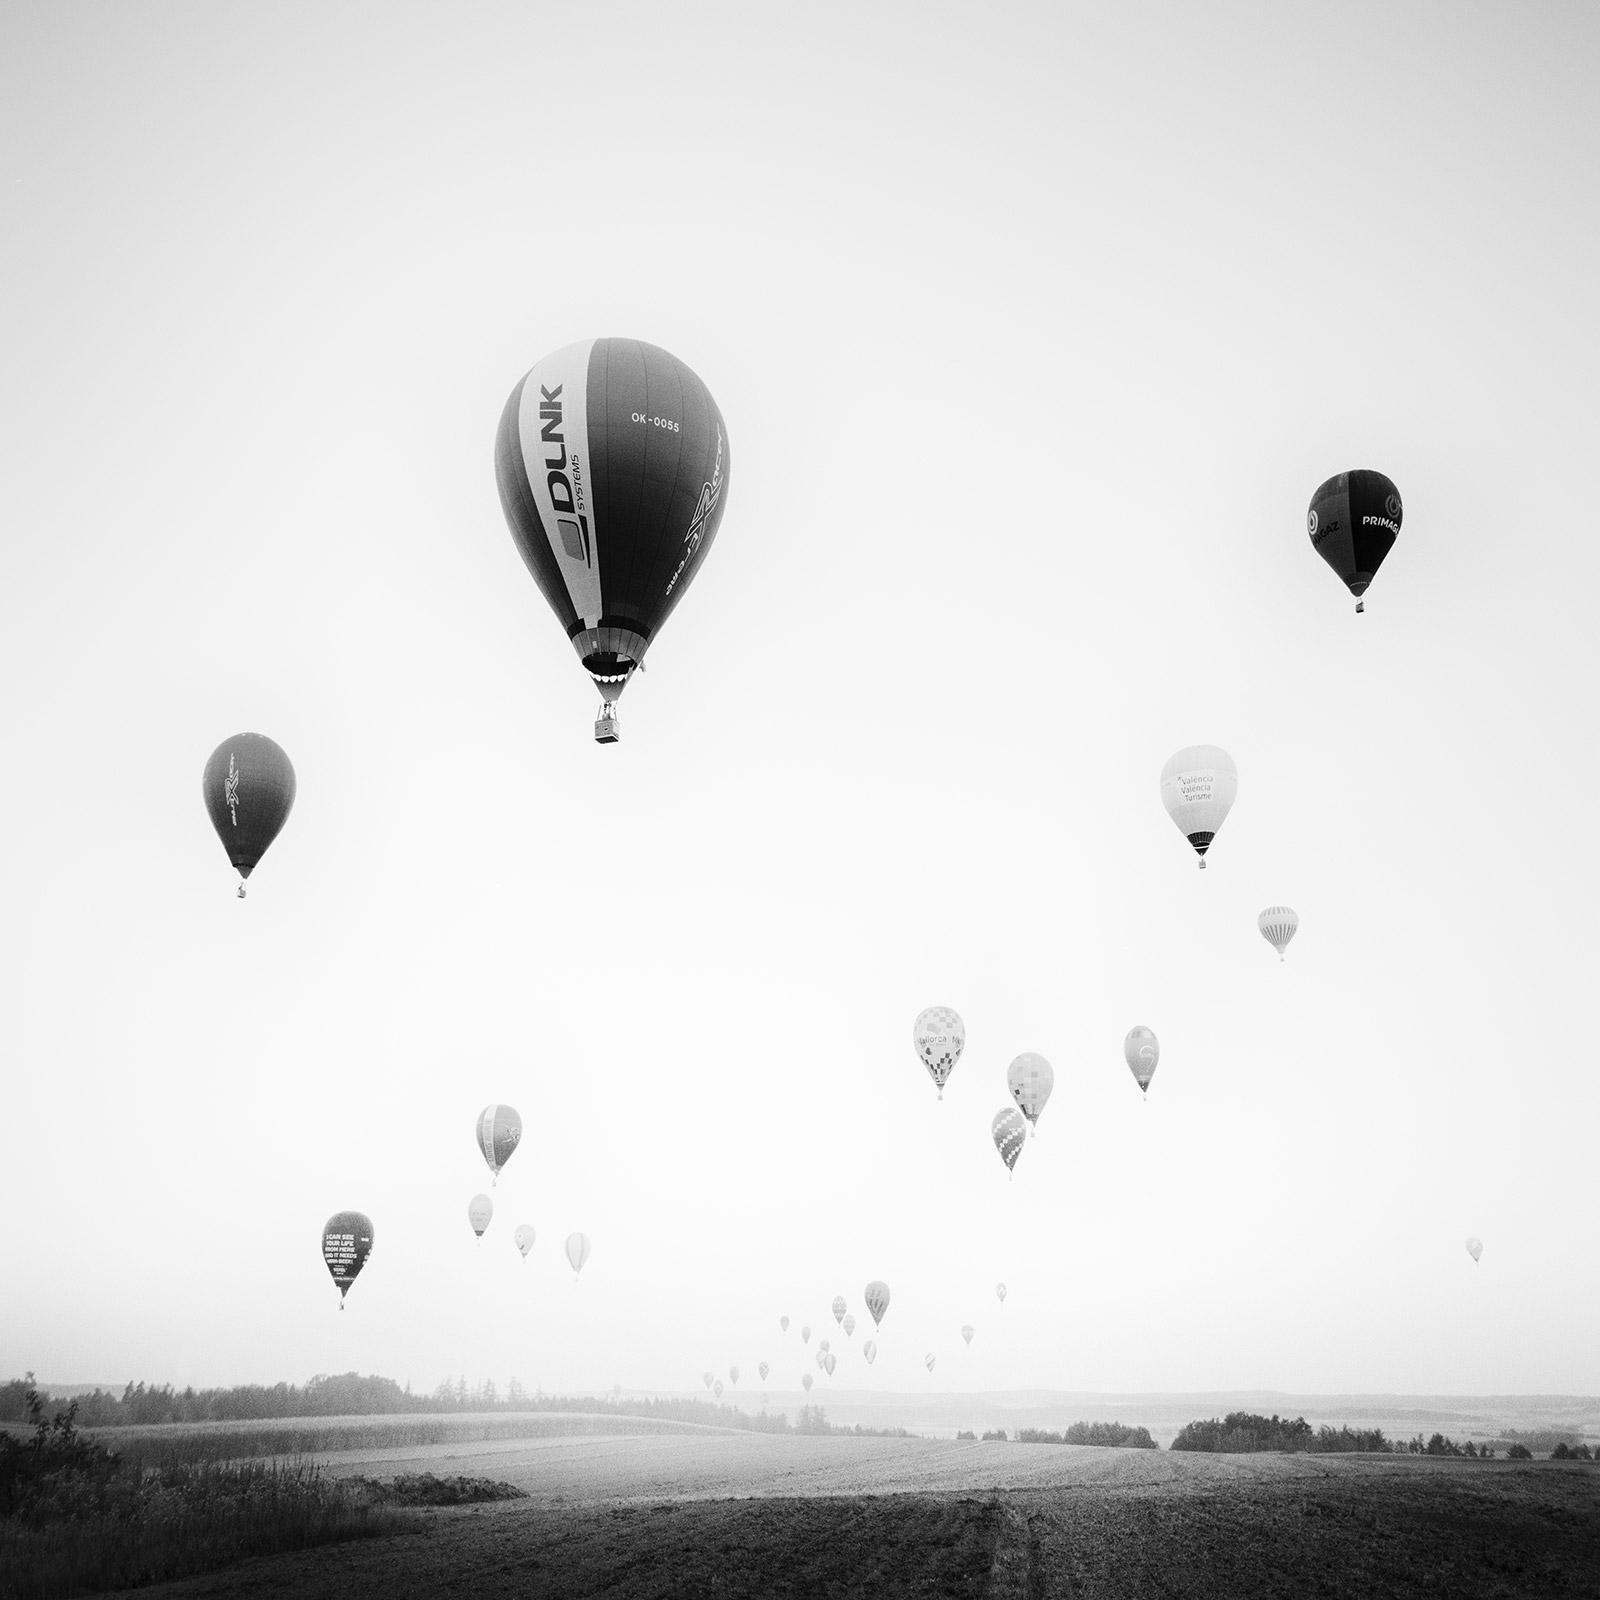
<box><xmin>106</xmin><ymin>1425</ymin><xmax>1600</xmax><ymax>1599</ymax></box>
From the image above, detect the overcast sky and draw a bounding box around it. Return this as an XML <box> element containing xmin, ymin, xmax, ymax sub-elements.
<box><xmin>3</xmin><ymin>1</ymin><xmax>1597</xmax><ymax>1402</ymax></box>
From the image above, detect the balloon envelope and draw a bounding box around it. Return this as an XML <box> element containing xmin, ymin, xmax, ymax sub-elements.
<box><xmin>991</xmin><ymin>1107</ymin><xmax>1027</xmax><ymax>1174</ymax></box>
<box><xmin>321</xmin><ymin>1211</ymin><xmax>373</xmax><ymax>1303</ymax></box>
<box><xmin>1125</xmin><ymin>1027</ymin><xmax>1160</xmax><ymax>1093</ymax></box>
<box><xmin>1160</xmin><ymin>746</ymin><xmax>1237</xmax><ymax>867</ymax></box>
<box><xmin>468</xmin><ymin>1194</ymin><xmax>493</xmax><ymax>1237</ymax></box>
<box><xmin>476</xmin><ymin>1105</ymin><xmax>523</xmax><ymax>1179</ymax></box>
<box><xmin>801</xmin><ymin>1325</ymin><xmax>811</xmax><ymax>1345</ymax></box>
<box><xmin>802</xmin><ymin>1373</ymin><xmax>813</xmax><ymax>1392</ymax></box>
<box><xmin>1466</xmin><ymin>1236</ymin><xmax>1484</xmax><ymax>1263</ymax></box>
<box><xmin>913</xmin><ymin>1007</ymin><xmax>965</xmax><ymax>1097</ymax></box>
<box><xmin>843</xmin><ymin>1313</ymin><xmax>856</xmax><ymax>1337</ymax></box>
<box><xmin>1007</xmin><ymin>1053</ymin><xmax>1054</xmax><ymax>1130</ymax></box>
<box><xmin>1257</xmin><ymin>906</ymin><xmax>1299</xmax><ymax>960</ymax></box>
<box><xmin>961</xmin><ymin>1324</ymin><xmax>974</xmax><ymax>1346</ymax></box>
<box><xmin>996</xmin><ymin>1282</ymin><xmax>1007</xmax><ymax>1304</ymax></box>
<box><xmin>780</xmin><ymin>1315</ymin><xmax>790</xmax><ymax>1333</ymax></box>
<box><xmin>202</xmin><ymin>734</ymin><xmax>296</xmax><ymax>893</ymax></box>
<box><xmin>513</xmin><ymin>1224</ymin><xmax>536</xmax><ymax>1258</ymax></box>
<box><xmin>1308</xmin><ymin>469</ymin><xmax>1401</xmax><ymax>611</ymax></box>
<box><xmin>824</xmin><ymin>1352</ymin><xmax>837</xmax><ymax>1376</ymax></box>
<box><xmin>863</xmin><ymin>1340</ymin><xmax>877</xmax><ymax>1365</ymax></box>
<box><xmin>925</xmin><ymin>1353</ymin><xmax>936</xmax><ymax>1373</ymax></box>
<box><xmin>713</xmin><ymin>1379</ymin><xmax>723</xmax><ymax>1398</ymax></box>
<box><xmin>495</xmin><ymin>339</ymin><xmax>730</xmax><ymax>736</ymax></box>
<box><xmin>831</xmin><ymin>1295</ymin><xmax>846</xmax><ymax>1325</ymax></box>
<box><xmin>864</xmin><ymin>1280</ymin><xmax>891</xmax><ymax>1330</ymax></box>
<box><xmin>702</xmin><ymin>1371</ymin><xmax>713</xmax><ymax>1389</ymax></box>
<box><xmin>565</xmin><ymin>1232</ymin><xmax>592</xmax><ymax>1276</ymax></box>
<box><xmin>758</xmin><ymin>1361</ymin><xmax>770</xmax><ymax>1382</ymax></box>
<box><xmin>729</xmin><ymin>1366</ymin><xmax>739</xmax><ymax>1385</ymax></box>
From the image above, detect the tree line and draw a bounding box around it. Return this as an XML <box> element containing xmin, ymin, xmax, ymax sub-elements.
<box><xmin>954</xmin><ymin>1421</ymin><xmax>1156</xmax><ymax>1448</ymax></box>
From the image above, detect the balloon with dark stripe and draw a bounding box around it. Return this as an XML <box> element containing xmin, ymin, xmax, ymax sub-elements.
<box><xmin>1308</xmin><ymin>469</ymin><xmax>1402</xmax><ymax>613</ymax></box>
<box><xmin>202</xmin><ymin>733</ymin><xmax>296</xmax><ymax>898</ymax></box>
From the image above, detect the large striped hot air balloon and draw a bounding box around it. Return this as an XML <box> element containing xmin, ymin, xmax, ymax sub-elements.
<box><xmin>495</xmin><ymin>339</ymin><xmax>730</xmax><ymax>743</ymax></box>
<box><xmin>1257</xmin><ymin>906</ymin><xmax>1299</xmax><ymax>962</ymax></box>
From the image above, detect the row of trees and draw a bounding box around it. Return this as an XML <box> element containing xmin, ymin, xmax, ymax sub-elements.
<box><xmin>954</xmin><ymin>1421</ymin><xmax>1156</xmax><ymax>1448</ymax></box>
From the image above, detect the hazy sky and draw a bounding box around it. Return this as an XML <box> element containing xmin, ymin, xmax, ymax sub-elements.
<box><xmin>3</xmin><ymin>1</ymin><xmax>1598</xmax><ymax>1401</ymax></box>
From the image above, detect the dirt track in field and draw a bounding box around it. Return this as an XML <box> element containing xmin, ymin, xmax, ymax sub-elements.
<box><xmin>113</xmin><ymin>1437</ymin><xmax>1600</xmax><ymax>1599</ymax></box>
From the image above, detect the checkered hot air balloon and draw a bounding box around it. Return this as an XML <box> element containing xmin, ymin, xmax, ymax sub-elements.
<box><xmin>991</xmin><ymin>1108</ymin><xmax>1027</xmax><ymax>1177</ymax></box>
<box><xmin>913</xmin><ymin>1007</ymin><xmax>965</xmax><ymax>1099</ymax></box>
<box><xmin>1007</xmin><ymin>1053</ymin><xmax>1054</xmax><ymax>1135</ymax></box>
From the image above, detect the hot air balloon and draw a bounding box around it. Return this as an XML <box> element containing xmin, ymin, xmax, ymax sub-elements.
<box><xmin>1258</xmin><ymin>906</ymin><xmax>1299</xmax><ymax>961</ymax></box>
<box><xmin>831</xmin><ymin>1295</ymin><xmax>846</xmax><ymax>1326</ymax></box>
<box><xmin>961</xmin><ymin>1325</ymin><xmax>974</xmax><ymax>1346</ymax></box>
<box><xmin>925</xmin><ymin>1353</ymin><xmax>937</xmax><ymax>1374</ymax></box>
<box><xmin>819</xmin><ymin>1338</ymin><xmax>830</xmax><ymax>1354</ymax></box>
<box><xmin>863</xmin><ymin>1340</ymin><xmax>877</xmax><ymax>1365</ymax></box>
<box><xmin>913</xmin><ymin>1007</ymin><xmax>965</xmax><ymax>1099</ymax></box>
<box><xmin>476</xmin><ymin>1105</ymin><xmax>522</xmax><ymax>1184</ymax></box>
<box><xmin>565</xmin><ymin>1232</ymin><xmax>591</xmax><ymax>1277</ymax></box>
<box><xmin>1007</xmin><ymin>1053</ymin><xmax>1054</xmax><ymax>1135</ymax></box>
<box><xmin>864</xmin><ymin>1280</ymin><xmax>890</xmax><ymax>1330</ymax></box>
<box><xmin>801</xmin><ymin>1325</ymin><xmax>811</xmax><ymax>1345</ymax></box>
<box><xmin>816</xmin><ymin>1349</ymin><xmax>826</xmax><ymax>1370</ymax></box>
<box><xmin>496</xmin><ymin>339</ymin><xmax>731</xmax><ymax>743</ymax></box>
<box><xmin>321</xmin><ymin>1211</ymin><xmax>373</xmax><ymax>1309</ymax></box>
<box><xmin>802</xmin><ymin>1373</ymin><xmax>813</xmax><ymax>1393</ymax></box>
<box><xmin>996</xmin><ymin>1282</ymin><xmax>1007</xmax><ymax>1305</ymax></box>
<box><xmin>843</xmin><ymin>1314</ymin><xmax>856</xmax><ymax>1337</ymax></box>
<box><xmin>1160</xmin><ymin>746</ymin><xmax>1237</xmax><ymax>868</ymax></box>
<box><xmin>702</xmin><ymin>1371</ymin><xmax>714</xmax><ymax>1389</ymax></box>
<box><xmin>713</xmin><ymin>1379</ymin><xmax>723</xmax><ymax>1399</ymax></box>
<box><xmin>1125</xmin><ymin>1026</ymin><xmax>1159</xmax><ymax>1095</ymax></box>
<box><xmin>729</xmin><ymin>1366</ymin><xmax>739</xmax><ymax>1386</ymax></box>
<box><xmin>992</xmin><ymin>1107</ymin><xmax>1027</xmax><ymax>1176</ymax></box>
<box><xmin>1308</xmin><ymin>469</ymin><xmax>1402</xmax><ymax>613</ymax></box>
<box><xmin>468</xmin><ymin>1194</ymin><xmax>493</xmax><ymax>1240</ymax></box>
<box><xmin>780</xmin><ymin>1315</ymin><xmax>790</xmax><ymax>1334</ymax></box>
<box><xmin>824</xmin><ymin>1352</ymin><xmax>836</xmax><ymax>1376</ymax></box>
<box><xmin>1466</xmin><ymin>1236</ymin><xmax>1483</xmax><ymax>1263</ymax></box>
<box><xmin>514</xmin><ymin>1224</ymin><xmax>536</xmax><ymax>1259</ymax></box>
<box><xmin>202</xmin><ymin>734</ymin><xmax>296</xmax><ymax>898</ymax></box>
<box><xmin>758</xmin><ymin>1361</ymin><xmax>770</xmax><ymax>1383</ymax></box>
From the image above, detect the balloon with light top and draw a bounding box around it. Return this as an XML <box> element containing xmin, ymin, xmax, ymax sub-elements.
<box><xmin>468</xmin><ymin>1194</ymin><xmax>493</xmax><ymax>1240</ymax></box>
<box><xmin>843</xmin><ymin>1313</ymin><xmax>856</xmax><ymax>1338</ymax></box>
<box><xmin>991</xmin><ymin>1107</ymin><xmax>1027</xmax><ymax>1177</ymax></box>
<box><xmin>1257</xmin><ymin>906</ymin><xmax>1299</xmax><ymax>962</ymax></box>
<box><xmin>1160</xmin><ymin>746</ymin><xmax>1237</xmax><ymax>868</ymax></box>
<box><xmin>961</xmin><ymin>1324</ymin><xmax>974</xmax><ymax>1347</ymax></box>
<box><xmin>202</xmin><ymin>733</ymin><xmax>296</xmax><ymax>898</ymax></box>
<box><xmin>1007</xmin><ymin>1053</ymin><xmax>1054</xmax><ymax>1135</ymax></box>
<box><xmin>758</xmin><ymin>1361</ymin><xmax>770</xmax><ymax>1383</ymax></box>
<box><xmin>729</xmin><ymin>1366</ymin><xmax>739</xmax><ymax>1386</ymax></box>
<box><xmin>780</xmin><ymin>1314</ymin><xmax>790</xmax><ymax>1334</ymax></box>
<box><xmin>713</xmin><ymin>1379</ymin><xmax>723</xmax><ymax>1399</ymax></box>
<box><xmin>819</xmin><ymin>1338</ymin><xmax>830</xmax><ymax>1354</ymax></box>
<box><xmin>831</xmin><ymin>1295</ymin><xmax>846</xmax><ymax>1326</ymax></box>
<box><xmin>475</xmin><ymin>1105</ymin><xmax>522</xmax><ymax>1184</ymax></box>
<box><xmin>495</xmin><ymin>339</ymin><xmax>731</xmax><ymax>745</ymax></box>
<box><xmin>321</xmin><ymin>1211</ymin><xmax>373</xmax><ymax>1310</ymax></box>
<box><xmin>514</xmin><ymin>1224</ymin><xmax>536</xmax><ymax>1259</ymax></box>
<box><xmin>996</xmin><ymin>1282</ymin><xmax>1007</xmax><ymax>1305</ymax></box>
<box><xmin>824</xmin><ymin>1352</ymin><xmax>837</xmax><ymax>1376</ymax></box>
<box><xmin>925</xmin><ymin>1353</ymin><xmax>937</xmax><ymax>1374</ymax></box>
<box><xmin>802</xmin><ymin>1373</ymin><xmax>813</xmax><ymax>1392</ymax></box>
<box><xmin>864</xmin><ymin>1280</ymin><xmax>891</xmax><ymax>1330</ymax></box>
<box><xmin>801</xmin><ymin>1325</ymin><xmax>811</xmax><ymax>1345</ymax></box>
<box><xmin>1308</xmin><ymin>469</ymin><xmax>1402</xmax><ymax>614</ymax></box>
<box><xmin>1466</xmin><ymin>1236</ymin><xmax>1483</xmax><ymax>1263</ymax></box>
<box><xmin>1124</xmin><ymin>1027</ymin><xmax>1159</xmax><ymax>1095</ymax></box>
<box><xmin>702</xmin><ymin>1371</ymin><xmax>713</xmax><ymax>1390</ymax></box>
<box><xmin>863</xmin><ymin>1340</ymin><xmax>877</xmax><ymax>1365</ymax></box>
<box><xmin>913</xmin><ymin>1007</ymin><xmax>965</xmax><ymax>1099</ymax></box>
<box><xmin>565</xmin><ymin>1231</ymin><xmax>591</xmax><ymax>1277</ymax></box>
<box><xmin>816</xmin><ymin>1349</ymin><xmax>826</xmax><ymax>1369</ymax></box>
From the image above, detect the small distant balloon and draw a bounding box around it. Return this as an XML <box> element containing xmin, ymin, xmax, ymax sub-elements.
<box><xmin>1307</xmin><ymin>469</ymin><xmax>1402</xmax><ymax>613</ymax></box>
<box><xmin>913</xmin><ymin>1007</ymin><xmax>965</xmax><ymax>1099</ymax></box>
<box><xmin>996</xmin><ymin>1282</ymin><xmax>1008</xmax><ymax>1305</ymax></box>
<box><xmin>321</xmin><ymin>1211</ymin><xmax>373</xmax><ymax>1309</ymax></box>
<box><xmin>991</xmin><ymin>1107</ymin><xmax>1027</xmax><ymax>1176</ymax></box>
<box><xmin>843</xmin><ymin>1313</ymin><xmax>856</xmax><ymax>1337</ymax></box>
<box><xmin>713</xmin><ymin>1379</ymin><xmax>723</xmax><ymax>1399</ymax></box>
<box><xmin>1466</xmin><ymin>1236</ymin><xmax>1483</xmax><ymax>1263</ymax></box>
<box><xmin>864</xmin><ymin>1280</ymin><xmax>891</xmax><ymax>1330</ymax></box>
<box><xmin>1257</xmin><ymin>906</ymin><xmax>1299</xmax><ymax>961</ymax></box>
<box><xmin>819</xmin><ymin>1338</ymin><xmax>830</xmax><ymax>1354</ymax></box>
<box><xmin>824</xmin><ymin>1352</ymin><xmax>837</xmax><ymax>1376</ymax></box>
<box><xmin>468</xmin><ymin>1194</ymin><xmax>493</xmax><ymax>1239</ymax></box>
<box><xmin>863</xmin><ymin>1340</ymin><xmax>878</xmax><ymax>1365</ymax></box>
<box><xmin>780</xmin><ymin>1314</ymin><xmax>790</xmax><ymax>1334</ymax></box>
<box><xmin>475</xmin><ymin>1105</ymin><xmax>523</xmax><ymax>1183</ymax></box>
<box><xmin>925</xmin><ymin>1353</ymin><xmax>937</xmax><ymax>1374</ymax></box>
<box><xmin>729</xmin><ymin>1366</ymin><xmax>739</xmax><ymax>1386</ymax></box>
<box><xmin>831</xmin><ymin>1295</ymin><xmax>846</xmax><ymax>1326</ymax></box>
<box><xmin>202</xmin><ymin>733</ymin><xmax>296</xmax><ymax>898</ymax></box>
<box><xmin>565</xmin><ymin>1232</ymin><xmax>591</xmax><ymax>1277</ymax></box>
<box><xmin>514</xmin><ymin>1224</ymin><xmax>536</xmax><ymax>1259</ymax></box>
<box><xmin>802</xmin><ymin>1373</ymin><xmax>814</xmax><ymax>1393</ymax></box>
<box><xmin>1124</xmin><ymin>1027</ymin><xmax>1159</xmax><ymax>1095</ymax></box>
<box><xmin>801</xmin><ymin>1325</ymin><xmax>811</xmax><ymax>1345</ymax></box>
<box><xmin>961</xmin><ymin>1324</ymin><xmax>974</xmax><ymax>1347</ymax></box>
<box><xmin>1160</xmin><ymin>746</ymin><xmax>1237</xmax><ymax>868</ymax></box>
<box><xmin>1007</xmin><ymin>1053</ymin><xmax>1054</xmax><ymax>1134</ymax></box>
<box><xmin>758</xmin><ymin>1361</ymin><xmax>770</xmax><ymax>1383</ymax></box>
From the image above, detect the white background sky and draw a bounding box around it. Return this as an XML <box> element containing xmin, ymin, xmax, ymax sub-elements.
<box><xmin>3</xmin><ymin>1</ymin><xmax>1597</xmax><ymax>1402</ymax></box>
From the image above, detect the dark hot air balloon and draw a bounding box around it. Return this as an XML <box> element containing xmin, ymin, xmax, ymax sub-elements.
<box><xmin>1307</xmin><ymin>470</ymin><xmax>1402</xmax><ymax>613</ymax></box>
<box><xmin>495</xmin><ymin>339</ymin><xmax>730</xmax><ymax>743</ymax></box>
<box><xmin>321</xmin><ymin>1211</ymin><xmax>373</xmax><ymax>1309</ymax></box>
<box><xmin>202</xmin><ymin>734</ymin><xmax>296</xmax><ymax>897</ymax></box>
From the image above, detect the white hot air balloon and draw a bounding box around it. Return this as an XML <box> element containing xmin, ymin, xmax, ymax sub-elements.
<box><xmin>565</xmin><ymin>1231</ymin><xmax>591</xmax><ymax>1277</ymax></box>
<box><xmin>729</xmin><ymin>1366</ymin><xmax>739</xmax><ymax>1386</ymax></box>
<box><xmin>1258</xmin><ymin>906</ymin><xmax>1299</xmax><ymax>961</ymax></box>
<box><xmin>991</xmin><ymin>1107</ymin><xmax>1027</xmax><ymax>1176</ymax></box>
<box><xmin>824</xmin><ymin>1352</ymin><xmax>837</xmax><ymax>1377</ymax></box>
<box><xmin>831</xmin><ymin>1295</ymin><xmax>846</xmax><ymax>1326</ymax></box>
<box><xmin>802</xmin><ymin>1373</ymin><xmax>813</xmax><ymax>1393</ymax></box>
<box><xmin>713</xmin><ymin>1379</ymin><xmax>723</xmax><ymax>1399</ymax></box>
<box><xmin>863</xmin><ymin>1340</ymin><xmax>878</xmax><ymax>1365</ymax></box>
<box><xmin>1124</xmin><ymin>1027</ymin><xmax>1159</xmax><ymax>1096</ymax></box>
<box><xmin>1007</xmin><ymin>1052</ymin><xmax>1054</xmax><ymax>1135</ymax></box>
<box><xmin>780</xmin><ymin>1315</ymin><xmax>790</xmax><ymax>1333</ymax></box>
<box><xmin>1160</xmin><ymin>745</ymin><xmax>1237</xmax><ymax>868</ymax></box>
<box><xmin>925</xmin><ymin>1353</ymin><xmax>937</xmax><ymax>1374</ymax></box>
<box><xmin>703</xmin><ymin>1370</ymin><xmax>714</xmax><ymax>1390</ymax></box>
<box><xmin>819</xmin><ymin>1338</ymin><xmax>830</xmax><ymax>1354</ymax></box>
<box><xmin>913</xmin><ymin>1007</ymin><xmax>965</xmax><ymax>1099</ymax></box>
<box><xmin>801</xmin><ymin>1324</ymin><xmax>811</xmax><ymax>1345</ymax></box>
<box><xmin>843</xmin><ymin>1313</ymin><xmax>856</xmax><ymax>1337</ymax></box>
<box><xmin>1466</xmin><ymin>1236</ymin><xmax>1484</xmax><ymax>1263</ymax></box>
<box><xmin>758</xmin><ymin>1361</ymin><xmax>770</xmax><ymax>1383</ymax></box>
<box><xmin>961</xmin><ymin>1324</ymin><xmax>974</xmax><ymax>1346</ymax></box>
<box><xmin>864</xmin><ymin>1280</ymin><xmax>891</xmax><ymax>1330</ymax></box>
<box><xmin>514</xmin><ymin>1223</ymin><xmax>536</xmax><ymax>1259</ymax></box>
<box><xmin>468</xmin><ymin>1193</ymin><xmax>493</xmax><ymax>1240</ymax></box>
<box><xmin>996</xmin><ymin>1282</ymin><xmax>1008</xmax><ymax>1305</ymax></box>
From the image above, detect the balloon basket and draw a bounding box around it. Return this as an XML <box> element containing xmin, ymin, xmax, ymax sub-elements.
<box><xmin>236</xmin><ymin>883</ymin><xmax>247</xmax><ymax>899</ymax></box>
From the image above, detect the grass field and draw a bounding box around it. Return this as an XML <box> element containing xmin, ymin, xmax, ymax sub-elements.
<box><xmin>90</xmin><ymin>1425</ymin><xmax>1600</xmax><ymax>1599</ymax></box>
